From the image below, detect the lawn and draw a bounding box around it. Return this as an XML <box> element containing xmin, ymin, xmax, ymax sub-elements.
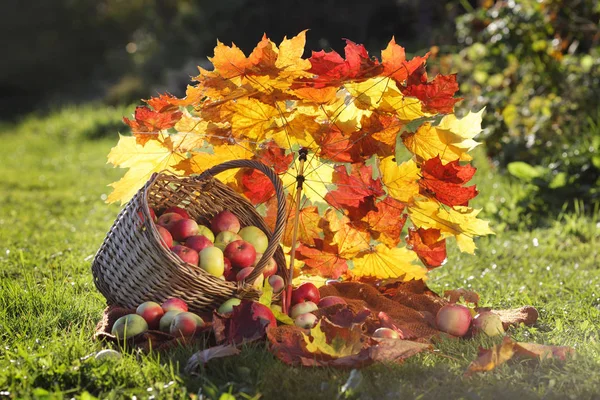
<box><xmin>1</xmin><ymin>105</ymin><xmax>599</xmax><ymax>399</ymax></box>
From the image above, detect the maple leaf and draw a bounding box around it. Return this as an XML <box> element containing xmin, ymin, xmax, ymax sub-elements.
<box><xmin>406</xmin><ymin>228</ymin><xmax>447</xmax><ymax>268</ymax></box>
<box><xmin>302</xmin><ymin>320</ymin><xmax>365</xmax><ymax>358</ymax></box>
<box><xmin>255</xmin><ymin>141</ymin><xmax>293</xmax><ymax>173</ymax></box>
<box><xmin>145</xmin><ymin>93</ymin><xmax>180</xmax><ymax>113</ymax></box>
<box><xmin>381</xmin><ymin>37</ymin><xmax>430</xmax><ymax>84</ymax></box>
<box><xmin>323</xmin><ymin>209</ymin><xmax>371</xmax><ymax>259</ymax></box>
<box><xmin>325</xmin><ymin>163</ymin><xmax>385</xmax><ymax>210</ymax></box>
<box><xmin>240</xmin><ymin>169</ymin><xmax>275</xmax><ymax>204</ymax></box>
<box><xmin>380</xmin><ymin>157</ymin><xmax>421</xmax><ymax>203</ymax></box>
<box><xmin>123</xmin><ymin>106</ymin><xmax>182</xmax><ymax>146</ymax></box>
<box><xmin>229</xmin><ymin>97</ymin><xmax>280</xmax><ymax>141</ymax></box>
<box><xmin>361</xmin><ymin>197</ymin><xmax>407</xmax><ymax>247</ymax></box>
<box><xmin>407</xmin><ymin>199</ymin><xmax>494</xmax><ymax>254</ymax></box>
<box><xmin>402</xmin><ymin>74</ymin><xmax>462</xmax><ymax>114</ymax></box>
<box><xmin>282</xmin><ymin>201</ymin><xmax>322</xmax><ymax>247</ymax></box>
<box><xmin>280</xmin><ymin>155</ymin><xmax>334</xmax><ymax>205</ymax></box>
<box><xmin>177</xmin><ymin>143</ymin><xmax>255</xmax><ymax>185</ymax></box>
<box><xmin>401</xmin><ymin>122</ymin><xmax>472</xmax><ymax>164</ymax></box>
<box><xmin>419</xmin><ymin>156</ymin><xmax>478</xmax><ymax>207</ymax></box>
<box><xmin>295</xmin><ymin>238</ymin><xmax>349</xmax><ymax>279</ymax></box>
<box><xmin>352</xmin><ymin>244</ymin><xmax>427</xmax><ymax>281</ymax></box>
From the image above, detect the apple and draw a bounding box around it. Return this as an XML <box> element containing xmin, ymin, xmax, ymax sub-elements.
<box><xmin>318</xmin><ymin>296</ymin><xmax>346</xmax><ymax>308</ymax></box>
<box><xmin>268</xmin><ymin>275</ymin><xmax>285</xmax><ymax>294</ymax></box>
<box><xmin>472</xmin><ymin>312</ymin><xmax>505</xmax><ymax>337</ymax></box>
<box><xmin>436</xmin><ymin>304</ymin><xmax>473</xmax><ymax>337</ymax></box>
<box><xmin>218</xmin><ymin>298</ymin><xmax>242</xmax><ymax>314</ymax></box>
<box><xmin>169</xmin><ymin>312</ymin><xmax>205</xmax><ymax>337</ymax></box>
<box><xmin>163</xmin><ymin>206</ymin><xmax>190</xmax><ymax>220</ymax></box>
<box><xmin>161</xmin><ymin>297</ymin><xmax>188</xmax><ymax>312</ymax></box>
<box><xmin>290</xmin><ymin>301</ymin><xmax>318</xmax><ymax>319</ymax></box>
<box><xmin>196</xmin><ymin>225</ymin><xmax>215</xmax><ymax>242</ymax></box>
<box><xmin>149</xmin><ymin>208</ymin><xmax>157</xmax><ymax>221</ymax></box>
<box><xmin>171</xmin><ymin>245</ymin><xmax>199</xmax><ymax>266</ymax></box>
<box><xmin>199</xmin><ymin>246</ymin><xmax>225</xmax><ymax>277</ymax></box>
<box><xmin>236</xmin><ymin>266</ymin><xmax>254</xmax><ymax>282</ymax></box>
<box><xmin>211</xmin><ymin>210</ymin><xmax>241</xmax><ymax>234</ymax></box>
<box><xmin>372</xmin><ymin>327</ymin><xmax>400</xmax><ymax>339</ymax></box>
<box><xmin>94</xmin><ymin>349</ymin><xmax>122</xmax><ymax>361</ymax></box>
<box><xmin>159</xmin><ymin>310</ymin><xmax>183</xmax><ymax>332</ymax></box>
<box><xmin>157</xmin><ymin>212</ymin><xmax>184</xmax><ymax>230</ymax></box>
<box><xmin>185</xmin><ymin>235</ymin><xmax>213</xmax><ymax>253</ymax></box>
<box><xmin>294</xmin><ymin>313</ymin><xmax>317</xmax><ymax>329</ymax></box>
<box><xmin>169</xmin><ymin>219</ymin><xmax>199</xmax><ymax>241</ymax></box>
<box><xmin>238</xmin><ymin>226</ymin><xmax>269</xmax><ymax>254</ymax></box>
<box><xmin>250</xmin><ymin>301</ymin><xmax>277</xmax><ymax>329</ymax></box>
<box><xmin>136</xmin><ymin>301</ymin><xmax>165</xmax><ymax>330</ymax></box>
<box><xmin>214</xmin><ymin>231</ymin><xmax>242</xmax><ymax>251</ymax></box>
<box><xmin>111</xmin><ymin>314</ymin><xmax>148</xmax><ymax>339</ymax></box>
<box><xmin>291</xmin><ymin>283</ymin><xmax>320</xmax><ymax>305</ymax></box>
<box><xmin>260</xmin><ymin>257</ymin><xmax>278</xmax><ymax>278</ymax></box>
<box><xmin>224</xmin><ymin>240</ymin><xmax>257</xmax><ymax>269</ymax></box>
<box><xmin>156</xmin><ymin>225</ymin><xmax>173</xmax><ymax>249</ymax></box>
<box><xmin>223</xmin><ymin>258</ymin><xmax>236</xmax><ymax>281</ymax></box>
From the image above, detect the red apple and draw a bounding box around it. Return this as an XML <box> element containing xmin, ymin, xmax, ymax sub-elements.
<box><xmin>238</xmin><ymin>226</ymin><xmax>269</xmax><ymax>254</ymax></box>
<box><xmin>159</xmin><ymin>310</ymin><xmax>183</xmax><ymax>332</ymax></box>
<box><xmin>156</xmin><ymin>225</ymin><xmax>173</xmax><ymax>249</ymax></box>
<box><xmin>223</xmin><ymin>258</ymin><xmax>236</xmax><ymax>281</ymax></box>
<box><xmin>260</xmin><ymin>257</ymin><xmax>278</xmax><ymax>278</ymax></box>
<box><xmin>291</xmin><ymin>283</ymin><xmax>320</xmax><ymax>305</ymax></box>
<box><xmin>169</xmin><ymin>219</ymin><xmax>199</xmax><ymax>242</ymax></box>
<box><xmin>169</xmin><ymin>312</ymin><xmax>205</xmax><ymax>337</ymax></box>
<box><xmin>199</xmin><ymin>246</ymin><xmax>225</xmax><ymax>277</ymax></box>
<box><xmin>250</xmin><ymin>301</ymin><xmax>277</xmax><ymax>329</ymax></box>
<box><xmin>185</xmin><ymin>235</ymin><xmax>213</xmax><ymax>253</ymax></box>
<box><xmin>161</xmin><ymin>297</ymin><xmax>188</xmax><ymax>312</ymax></box>
<box><xmin>372</xmin><ymin>327</ymin><xmax>400</xmax><ymax>339</ymax></box>
<box><xmin>149</xmin><ymin>208</ymin><xmax>157</xmax><ymax>221</ymax></box>
<box><xmin>171</xmin><ymin>245</ymin><xmax>199</xmax><ymax>266</ymax></box>
<box><xmin>236</xmin><ymin>266</ymin><xmax>254</xmax><ymax>282</ymax></box>
<box><xmin>318</xmin><ymin>296</ymin><xmax>346</xmax><ymax>308</ymax></box>
<box><xmin>157</xmin><ymin>212</ymin><xmax>184</xmax><ymax>230</ymax></box>
<box><xmin>268</xmin><ymin>275</ymin><xmax>285</xmax><ymax>294</ymax></box>
<box><xmin>294</xmin><ymin>313</ymin><xmax>317</xmax><ymax>329</ymax></box>
<box><xmin>290</xmin><ymin>301</ymin><xmax>318</xmax><ymax>319</ymax></box>
<box><xmin>436</xmin><ymin>304</ymin><xmax>473</xmax><ymax>337</ymax></box>
<box><xmin>111</xmin><ymin>314</ymin><xmax>148</xmax><ymax>339</ymax></box>
<box><xmin>217</xmin><ymin>298</ymin><xmax>242</xmax><ymax>314</ymax></box>
<box><xmin>224</xmin><ymin>240</ymin><xmax>257</xmax><ymax>269</ymax></box>
<box><xmin>211</xmin><ymin>210</ymin><xmax>241</xmax><ymax>234</ymax></box>
<box><xmin>137</xmin><ymin>208</ymin><xmax>157</xmax><ymax>223</ymax></box>
<box><xmin>163</xmin><ymin>206</ymin><xmax>190</xmax><ymax>220</ymax></box>
<box><xmin>472</xmin><ymin>312</ymin><xmax>505</xmax><ymax>337</ymax></box>
<box><xmin>136</xmin><ymin>301</ymin><xmax>165</xmax><ymax>330</ymax></box>
<box><xmin>214</xmin><ymin>231</ymin><xmax>242</xmax><ymax>251</ymax></box>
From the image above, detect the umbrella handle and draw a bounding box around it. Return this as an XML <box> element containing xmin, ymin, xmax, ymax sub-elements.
<box><xmin>196</xmin><ymin>160</ymin><xmax>288</xmax><ymax>286</ymax></box>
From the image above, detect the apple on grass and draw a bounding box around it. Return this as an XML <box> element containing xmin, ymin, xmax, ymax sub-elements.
<box><xmin>199</xmin><ymin>246</ymin><xmax>225</xmax><ymax>277</ymax></box>
<box><xmin>169</xmin><ymin>219</ymin><xmax>199</xmax><ymax>242</ymax></box>
<box><xmin>291</xmin><ymin>283</ymin><xmax>320</xmax><ymax>306</ymax></box>
<box><xmin>171</xmin><ymin>245</ymin><xmax>199</xmax><ymax>266</ymax></box>
<box><xmin>436</xmin><ymin>304</ymin><xmax>473</xmax><ymax>337</ymax></box>
<box><xmin>211</xmin><ymin>210</ymin><xmax>241</xmax><ymax>234</ymax></box>
<box><xmin>136</xmin><ymin>301</ymin><xmax>165</xmax><ymax>330</ymax></box>
<box><xmin>238</xmin><ymin>226</ymin><xmax>269</xmax><ymax>254</ymax></box>
<box><xmin>372</xmin><ymin>327</ymin><xmax>400</xmax><ymax>339</ymax></box>
<box><xmin>290</xmin><ymin>301</ymin><xmax>318</xmax><ymax>319</ymax></box>
<box><xmin>156</xmin><ymin>225</ymin><xmax>173</xmax><ymax>249</ymax></box>
<box><xmin>218</xmin><ymin>298</ymin><xmax>242</xmax><ymax>314</ymax></box>
<box><xmin>159</xmin><ymin>310</ymin><xmax>183</xmax><ymax>332</ymax></box>
<box><xmin>185</xmin><ymin>235</ymin><xmax>213</xmax><ymax>253</ymax></box>
<box><xmin>161</xmin><ymin>298</ymin><xmax>188</xmax><ymax>312</ymax></box>
<box><xmin>268</xmin><ymin>275</ymin><xmax>285</xmax><ymax>294</ymax></box>
<box><xmin>318</xmin><ymin>296</ymin><xmax>346</xmax><ymax>308</ymax></box>
<box><xmin>163</xmin><ymin>206</ymin><xmax>190</xmax><ymax>220</ymax></box>
<box><xmin>214</xmin><ymin>231</ymin><xmax>242</xmax><ymax>251</ymax></box>
<box><xmin>472</xmin><ymin>311</ymin><xmax>505</xmax><ymax>337</ymax></box>
<box><xmin>294</xmin><ymin>313</ymin><xmax>317</xmax><ymax>329</ymax></box>
<box><xmin>169</xmin><ymin>312</ymin><xmax>205</xmax><ymax>337</ymax></box>
<box><xmin>224</xmin><ymin>240</ymin><xmax>257</xmax><ymax>269</ymax></box>
<box><xmin>157</xmin><ymin>212</ymin><xmax>184</xmax><ymax>231</ymax></box>
<box><xmin>111</xmin><ymin>314</ymin><xmax>148</xmax><ymax>339</ymax></box>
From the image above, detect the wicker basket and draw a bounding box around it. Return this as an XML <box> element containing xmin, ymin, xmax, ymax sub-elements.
<box><xmin>91</xmin><ymin>160</ymin><xmax>288</xmax><ymax>314</ymax></box>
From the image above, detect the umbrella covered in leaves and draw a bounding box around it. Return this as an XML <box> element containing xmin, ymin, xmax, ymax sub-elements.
<box><xmin>106</xmin><ymin>31</ymin><xmax>493</xmax><ymax>310</ymax></box>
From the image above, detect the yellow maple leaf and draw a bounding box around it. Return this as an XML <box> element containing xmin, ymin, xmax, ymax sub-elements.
<box><xmin>275</xmin><ymin>30</ymin><xmax>312</xmax><ymax>77</ymax></box>
<box><xmin>344</xmin><ymin>77</ymin><xmax>400</xmax><ymax>109</ymax></box>
<box><xmin>407</xmin><ymin>199</ymin><xmax>494</xmax><ymax>254</ymax></box>
<box><xmin>178</xmin><ymin>143</ymin><xmax>255</xmax><ymax>185</ymax></box>
<box><xmin>302</xmin><ymin>321</ymin><xmax>364</xmax><ymax>358</ymax></box>
<box><xmin>436</xmin><ymin>109</ymin><xmax>484</xmax><ymax>151</ymax></box>
<box><xmin>352</xmin><ymin>243</ymin><xmax>427</xmax><ymax>280</ymax></box>
<box><xmin>281</xmin><ymin>154</ymin><xmax>334</xmax><ymax>205</ymax></box>
<box><xmin>106</xmin><ymin>134</ymin><xmax>187</xmax><ymax>204</ymax></box>
<box><xmin>402</xmin><ymin>122</ymin><xmax>473</xmax><ymax>164</ymax></box>
<box><xmin>230</xmin><ymin>97</ymin><xmax>281</xmax><ymax>142</ymax></box>
<box><xmin>207</xmin><ymin>40</ymin><xmax>249</xmax><ymax>80</ymax></box>
<box><xmin>380</xmin><ymin>156</ymin><xmax>421</xmax><ymax>203</ymax></box>
<box><xmin>323</xmin><ymin>209</ymin><xmax>370</xmax><ymax>259</ymax></box>
<box><xmin>380</xmin><ymin>90</ymin><xmax>430</xmax><ymax>122</ymax></box>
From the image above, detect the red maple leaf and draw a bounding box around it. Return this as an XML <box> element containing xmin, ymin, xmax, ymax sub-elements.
<box><xmin>419</xmin><ymin>156</ymin><xmax>478</xmax><ymax>207</ymax></box>
<box><xmin>325</xmin><ymin>164</ymin><xmax>385</xmax><ymax>210</ymax></box>
<box><xmin>402</xmin><ymin>74</ymin><xmax>462</xmax><ymax>114</ymax></box>
<box><xmin>240</xmin><ymin>169</ymin><xmax>275</xmax><ymax>204</ymax></box>
<box><xmin>381</xmin><ymin>37</ymin><xmax>430</xmax><ymax>84</ymax></box>
<box><xmin>361</xmin><ymin>197</ymin><xmax>407</xmax><ymax>247</ymax></box>
<box><xmin>406</xmin><ymin>228</ymin><xmax>447</xmax><ymax>268</ymax></box>
<box><xmin>123</xmin><ymin>106</ymin><xmax>182</xmax><ymax>133</ymax></box>
<box><xmin>317</xmin><ymin>125</ymin><xmax>354</xmax><ymax>163</ymax></box>
<box><xmin>145</xmin><ymin>93</ymin><xmax>180</xmax><ymax>113</ymax></box>
<box><xmin>255</xmin><ymin>141</ymin><xmax>294</xmax><ymax>173</ymax></box>
<box><xmin>295</xmin><ymin>239</ymin><xmax>348</xmax><ymax>279</ymax></box>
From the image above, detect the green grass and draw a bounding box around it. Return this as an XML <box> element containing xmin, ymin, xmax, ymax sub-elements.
<box><xmin>1</xmin><ymin>105</ymin><xmax>599</xmax><ymax>399</ymax></box>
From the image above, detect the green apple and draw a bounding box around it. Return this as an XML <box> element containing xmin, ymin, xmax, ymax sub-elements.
<box><xmin>214</xmin><ymin>231</ymin><xmax>242</xmax><ymax>251</ymax></box>
<box><xmin>199</xmin><ymin>246</ymin><xmax>225</xmax><ymax>276</ymax></box>
<box><xmin>238</xmin><ymin>226</ymin><xmax>269</xmax><ymax>253</ymax></box>
<box><xmin>159</xmin><ymin>310</ymin><xmax>183</xmax><ymax>332</ymax></box>
<box><xmin>218</xmin><ymin>298</ymin><xmax>242</xmax><ymax>314</ymax></box>
<box><xmin>197</xmin><ymin>225</ymin><xmax>215</xmax><ymax>242</ymax></box>
<box><xmin>111</xmin><ymin>314</ymin><xmax>148</xmax><ymax>339</ymax></box>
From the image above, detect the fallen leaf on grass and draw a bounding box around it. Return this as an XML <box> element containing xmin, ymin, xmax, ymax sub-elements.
<box><xmin>185</xmin><ymin>345</ymin><xmax>241</xmax><ymax>373</ymax></box>
<box><xmin>465</xmin><ymin>336</ymin><xmax>575</xmax><ymax>376</ymax></box>
<box><xmin>444</xmin><ymin>288</ymin><xmax>480</xmax><ymax>305</ymax></box>
<box><xmin>212</xmin><ymin>300</ymin><xmax>276</xmax><ymax>345</ymax></box>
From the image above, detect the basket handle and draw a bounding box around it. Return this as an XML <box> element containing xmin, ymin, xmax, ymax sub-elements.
<box><xmin>196</xmin><ymin>159</ymin><xmax>287</xmax><ymax>285</ymax></box>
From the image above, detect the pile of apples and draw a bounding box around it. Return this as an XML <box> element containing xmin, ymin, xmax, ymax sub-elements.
<box><xmin>147</xmin><ymin>206</ymin><xmax>278</xmax><ymax>283</ymax></box>
<box><xmin>111</xmin><ymin>298</ymin><xmax>204</xmax><ymax>339</ymax></box>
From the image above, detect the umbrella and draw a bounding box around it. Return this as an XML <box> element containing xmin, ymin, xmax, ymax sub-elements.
<box><xmin>107</xmin><ymin>31</ymin><xmax>493</xmax><ymax>313</ymax></box>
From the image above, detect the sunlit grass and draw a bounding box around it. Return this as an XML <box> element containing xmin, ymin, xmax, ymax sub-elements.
<box><xmin>0</xmin><ymin>106</ymin><xmax>599</xmax><ymax>399</ymax></box>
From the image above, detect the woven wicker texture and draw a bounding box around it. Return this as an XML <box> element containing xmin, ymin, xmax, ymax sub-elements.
<box><xmin>92</xmin><ymin>160</ymin><xmax>287</xmax><ymax>313</ymax></box>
